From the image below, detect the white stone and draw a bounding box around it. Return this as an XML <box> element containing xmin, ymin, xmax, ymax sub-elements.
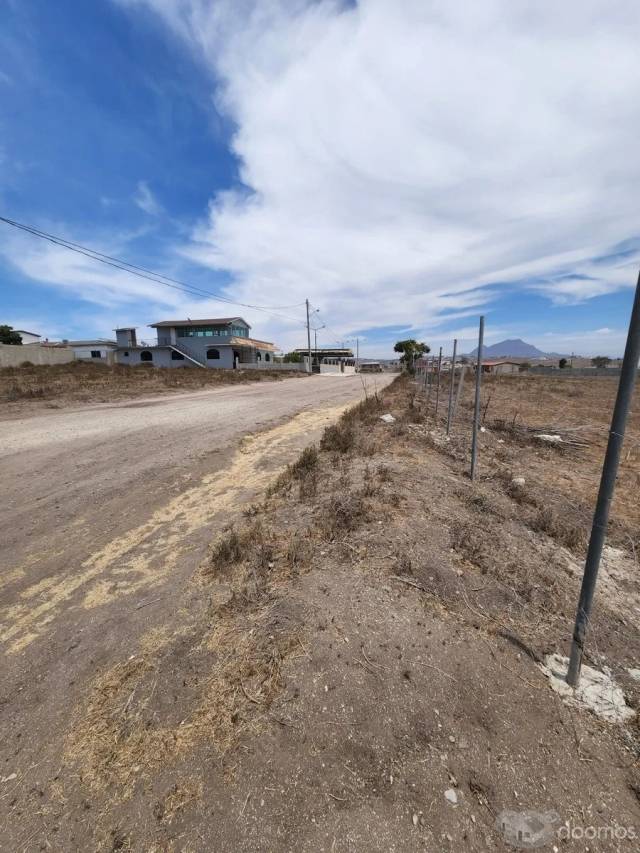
<box><xmin>534</xmin><ymin>434</ymin><xmax>563</xmax><ymax>444</ymax></box>
<box><xmin>444</xmin><ymin>788</ymin><xmax>458</xmax><ymax>805</ymax></box>
<box><xmin>540</xmin><ymin>654</ymin><xmax>635</xmax><ymax>723</ymax></box>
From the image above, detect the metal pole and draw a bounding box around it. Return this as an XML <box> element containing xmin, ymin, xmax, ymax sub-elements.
<box><xmin>434</xmin><ymin>347</ymin><xmax>443</xmax><ymax>418</ymax></box>
<box><xmin>470</xmin><ymin>316</ymin><xmax>485</xmax><ymax>480</ymax></box>
<box><xmin>305</xmin><ymin>299</ymin><xmax>312</xmax><ymax>374</ymax></box>
<box><xmin>446</xmin><ymin>338</ymin><xmax>458</xmax><ymax>435</ymax></box>
<box><xmin>356</xmin><ymin>337</ymin><xmax>359</xmax><ymax>370</ymax></box>
<box><xmin>426</xmin><ymin>356</ymin><xmax>433</xmax><ymax>410</ymax></box>
<box><xmin>566</xmin><ymin>272</ymin><xmax>640</xmax><ymax>687</ymax></box>
<box><xmin>453</xmin><ymin>363</ymin><xmax>466</xmax><ymax>420</ymax></box>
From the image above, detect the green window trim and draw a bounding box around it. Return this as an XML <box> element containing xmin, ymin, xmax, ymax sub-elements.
<box><xmin>175</xmin><ymin>324</ymin><xmax>249</xmax><ymax>338</ymax></box>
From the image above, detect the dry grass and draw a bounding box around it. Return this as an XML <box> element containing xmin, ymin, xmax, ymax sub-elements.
<box><xmin>0</xmin><ymin>360</ymin><xmax>304</xmax><ymax>409</ymax></box>
<box><xmin>530</xmin><ymin>505</ymin><xmax>586</xmax><ymax>552</ymax></box>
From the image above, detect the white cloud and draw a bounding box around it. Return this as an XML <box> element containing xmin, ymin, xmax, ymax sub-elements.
<box><xmin>134</xmin><ymin>180</ymin><xmax>164</xmax><ymax>216</ymax></box>
<box><xmin>117</xmin><ymin>0</ymin><xmax>640</xmax><ymax>347</ymax></box>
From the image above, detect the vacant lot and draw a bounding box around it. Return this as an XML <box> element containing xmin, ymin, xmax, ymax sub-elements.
<box><xmin>2</xmin><ymin>373</ymin><xmax>639</xmax><ymax>851</ymax></box>
<box><xmin>0</xmin><ymin>360</ymin><xmax>305</xmax><ymax>416</ymax></box>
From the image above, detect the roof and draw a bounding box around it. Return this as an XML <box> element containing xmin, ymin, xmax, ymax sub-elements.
<box><xmin>293</xmin><ymin>347</ymin><xmax>354</xmax><ymax>357</ymax></box>
<box><xmin>482</xmin><ymin>359</ymin><xmax>521</xmax><ymax>366</ymax></box>
<box><xmin>14</xmin><ymin>329</ymin><xmax>41</xmax><ymax>336</ymax></box>
<box><xmin>229</xmin><ymin>336</ymin><xmax>276</xmax><ymax>351</ymax></box>
<box><xmin>67</xmin><ymin>339</ymin><xmax>118</xmax><ymax>347</ymax></box>
<box><xmin>149</xmin><ymin>317</ymin><xmax>249</xmax><ymax>328</ymax></box>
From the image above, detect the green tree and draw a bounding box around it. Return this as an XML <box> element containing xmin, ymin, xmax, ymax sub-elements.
<box><xmin>393</xmin><ymin>339</ymin><xmax>430</xmax><ymax>374</ymax></box>
<box><xmin>558</xmin><ymin>357</ymin><xmax>568</xmax><ymax>369</ymax></box>
<box><xmin>0</xmin><ymin>325</ymin><xmax>22</xmax><ymax>345</ymax></box>
<box><xmin>282</xmin><ymin>351</ymin><xmax>302</xmax><ymax>363</ymax></box>
<box><xmin>591</xmin><ymin>356</ymin><xmax>611</xmax><ymax>368</ymax></box>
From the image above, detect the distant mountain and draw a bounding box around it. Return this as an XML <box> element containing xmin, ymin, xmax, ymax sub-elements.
<box><xmin>467</xmin><ymin>338</ymin><xmax>549</xmax><ymax>359</ymax></box>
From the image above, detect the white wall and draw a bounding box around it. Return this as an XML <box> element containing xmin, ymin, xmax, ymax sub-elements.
<box><xmin>73</xmin><ymin>347</ymin><xmax>116</xmax><ymax>362</ymax></box>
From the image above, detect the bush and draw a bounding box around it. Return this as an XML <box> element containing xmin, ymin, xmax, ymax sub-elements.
<box><xmin>289</xmin><ymin>445</ymin><xmax>319</xmax><ymax>479</ymax></box>
<box><xmin>320</xmin><ymin>422</ymin><xmax>356</xmax><ymax>453</ymax></box>
<box><xmin>531</xmin><ymin>506</ymin><xmax>584</xmax><ymax>551</ymax></box>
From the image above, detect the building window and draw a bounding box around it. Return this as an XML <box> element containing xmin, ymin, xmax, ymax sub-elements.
<box><xmin>256</xmin><ymin>352</ymin><xmax>262</xmax><ymax>361</ymax></box>
<box><xmin>140</xmin><ymin>350</ymin><xmax>153</xmax><ymax>362</ymax></box>
<box><xmin>176</xmin><ymin>325</ymin><xmax>235</xmax><ymax>338</ymax></box>
<box><xmin>171</xmin><ymin>350</ymin><xmax>185</xmax><ymax>360</ymax></box>
<box><xmin>206</xmin><ymin>348</ymin><xmax>220</xmax><ymax>360</ymax></box>
<box><xmin>265</xmin><ymin>352</ymin><xmax>271</xmax><ymax>362</ymax></box>
<box><xmin>91</xmin><ymin>350</ymin><xmax>102</xmax><ymax>358</ymax></box>
<box><xmin>123</xmin><ymin>351</ymin><xmax>129</xmax><ymax>357</ymax></box>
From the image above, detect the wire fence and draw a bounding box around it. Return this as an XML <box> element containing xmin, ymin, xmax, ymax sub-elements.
<box><xmin>407</xmin><ymin>287</ymin><xmax>640</xmax><ymax>691</ymax></box>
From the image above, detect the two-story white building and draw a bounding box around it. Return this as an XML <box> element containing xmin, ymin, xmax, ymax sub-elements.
<box><xmin>115</xmin><ymin>318</ymin><xmax>276</xmax><ymax>368</ymax></box>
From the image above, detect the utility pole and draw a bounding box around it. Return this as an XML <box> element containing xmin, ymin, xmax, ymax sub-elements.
<box><xmin>470</xmin><ymin>316</ymin><xmax>485</xmax><ymax>480</ymax></box>
<box><xmin>566</xmin><ymin>271</ymin><xmax>640</xmax><ymax>687</ymax></box>
<box><xmin>356</xmin><ymin>337</ymin><xmax>359</xmax><ymax>369</ymax></box>
<box><xmin>446</xmin><ymin>338</ymin><xmax>458</xmax><ymax>435</ymax></box>
<box><xmin>305</xmin><ymin>299</ymin><xmax>312</xmax><ymax>374</ymax></box>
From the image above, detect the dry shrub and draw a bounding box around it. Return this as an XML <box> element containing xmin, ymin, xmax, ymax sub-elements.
<box><xmin>362</xmin><ymin>465</ymin><xmax>380</xmax><ymax>497</ymax></box>
<box><xmin>319</xmin><ymin>492</ymin><xmax>371</xmax><ymax>537</ymax></box>
<box><xmin>289</xmin><ymin>444</ymin><xmax>319</xmax><ymax>478</ymax></box>
<box><xmin>320</xmin><ymin>421</ymin><xmax>356</xmax><ymax>453</ymax></box>
<box><xmin>284</xmin><ymin>530</ymin><xmax>310</xmax><ymax>568</ymax></box>
<box><xmin>530</xmin><ymin>506</ymin><xmax>585</xmax><ymax>552</ymax></box>
<box><xmin>506</xmin><ymin>481</ymin><xmax>539</xmax><ymax>507</ymax></box>
<box><xmin>209</xmin><ymin>525</ymin><xmax>254</xmax><ymax>572</ymax></box>
<box><xmin>377</xmin><ymin>464</ymin><xmax>392</xmax><ymax>482</ymax></box>
<box><xmin>342</xmin><ymin>394</ymin><xmax>382</xmax><ymax>425</ymax></box>
<box><xmin>451</xmin><ymin>523</ymin><xmax>492</xmax><ymax>573</ymax></box>
<box><xmin>298</xmin><ymin>470</ymin><xmax>318</xmax><ymax>500</ymax></box>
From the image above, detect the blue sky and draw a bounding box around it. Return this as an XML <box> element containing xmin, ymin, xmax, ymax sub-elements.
<box><xmin>2</xmin><ymin>0</ymin><xmax>640</xmax><ymax>356</ymax></box>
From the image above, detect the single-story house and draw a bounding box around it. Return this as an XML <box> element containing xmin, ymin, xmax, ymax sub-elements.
<box><xmin>293</xmin><ymin>347</ymin><xmax>353</xmax><ymax>371</ymax></box>
<box><xmin>115</xmin><ymin>318</ymin><xmax>276</xmax><ymax>368</ymax></box>
<box><xmin>15</xmin><ymin>329</ymin><xmax>42</xmax><ymax>345</ymax></box>
<box><xmin>66</xmin><ymin>339</ymin><xmax>119</xmax><ymax>362</ymax></box>
<box><xmin>478</xmin><ymin>360</ymin><xmax>521</xmax><ymax>375</ymax></box>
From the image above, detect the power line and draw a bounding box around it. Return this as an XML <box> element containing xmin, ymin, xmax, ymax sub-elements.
<box><xmin>0</xmin><ymin>215</ymin><xmax>308</xmax><ymax>326</ymax></box>
<box><xmin>310</xmin><ymin>305</ymin><xmax>347</xmax><ymax>347</ymax></box>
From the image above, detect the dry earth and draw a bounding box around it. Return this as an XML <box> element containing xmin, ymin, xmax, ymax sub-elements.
<box><xmin>2</xmin><ymin>372</ymin><xmax>640</xmax><ymax>851</ymax></box>
<box><xmin>0</xmin><ymin>372</ymin><xmax>393</xmax><ymax>851</ymax></box>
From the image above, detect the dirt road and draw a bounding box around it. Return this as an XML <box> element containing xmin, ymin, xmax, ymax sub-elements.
<box><xmin>0</xmin><ymin>375</ymin><xmax>392</xmax><ymax>835</ymax></box>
